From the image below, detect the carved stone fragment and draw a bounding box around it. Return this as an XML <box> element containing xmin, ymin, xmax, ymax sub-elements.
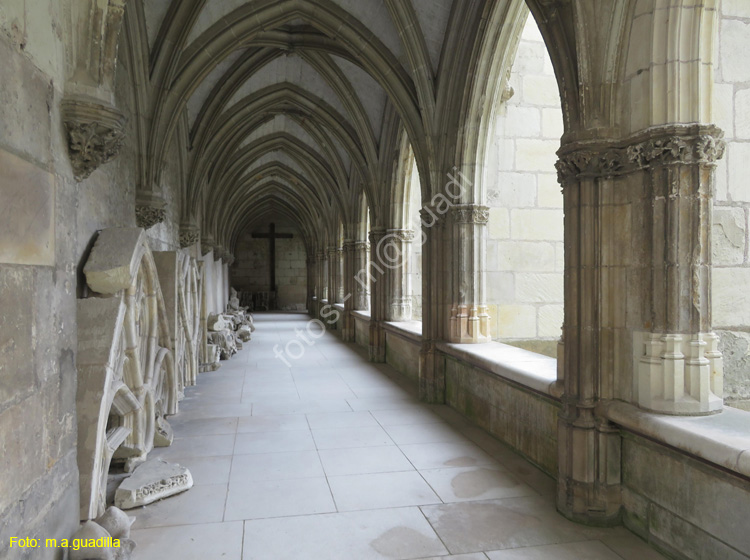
<box><xmin>114</xmin><ymin>459</ymin><xmax>193</xmax><ymax>509</ymax></box>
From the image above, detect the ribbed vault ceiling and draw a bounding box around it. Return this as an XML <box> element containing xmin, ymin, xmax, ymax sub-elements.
<box><xmin>125</xmin><ymin>0</ymin><xmax>486</xmax><ymax>256</ymax></box>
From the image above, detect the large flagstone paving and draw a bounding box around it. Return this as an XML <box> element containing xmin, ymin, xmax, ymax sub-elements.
<box><xmin>132</xmin><ymin>313</ymin><xmax>666</xmax><ymax>560</ymax></box>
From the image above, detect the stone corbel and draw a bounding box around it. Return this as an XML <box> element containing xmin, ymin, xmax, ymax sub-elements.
<box><xmin>201</xmin><ymin>236</ymin><xmax>216</xmax><ymax>257</ymax></box>
<box><xmin>179</xmin><ymin>223</ymin><xmax>200</xmax><ymax>248</ymax></box>
<box><xmin>62</xmin><ymin>97</ymin><xmax>126</xmax><ymax>181</ymax></box>
<box><xmin>135</xmin><ymin>191</ymin><xmax>167</xmax><ymax>229</ymax></box>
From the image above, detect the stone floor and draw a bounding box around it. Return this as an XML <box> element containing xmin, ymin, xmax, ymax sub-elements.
<box><xmin>132</xmin><ymin>312</ymin><xmax>667</xmax><ymax>560</ymax></box>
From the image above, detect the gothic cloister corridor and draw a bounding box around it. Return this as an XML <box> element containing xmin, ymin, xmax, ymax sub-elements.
<box><xmin>131</xmin><ymin>313</ymin><xmax>664</xmax><ymax>560</ymax></box>
<box><xmin>3</xmin><ymin>1</ymin><xmax>750</xmax><ymax>558</ymax></box>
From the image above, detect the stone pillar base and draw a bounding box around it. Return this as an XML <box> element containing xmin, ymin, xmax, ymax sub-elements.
<box><xmin>369</xmin><ymin>322</ymin><xmax>385</xmax><ymax>362</ymax></box>
<box><xmin>449</xmin><ymin>304</ymin><xmax>492</xmax><ymax>343</ymax></box>
<box><xmin>419</xmin><ymin>344</ymin><xmax>445</xmax><ymax>403</ymax></box>
<box><xmin>556</xmin><ymin>413</ymin><xmax>622</xmax><ymax>526</ymax></box>
<box><xmin>637</xmin><ymin>331</ymin><xmax>723</xmax><ymax>415</ymax></box>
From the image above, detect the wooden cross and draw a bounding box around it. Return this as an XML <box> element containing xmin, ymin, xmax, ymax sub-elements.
<box><xmin>252</xmin><ymin>223</ymin><xmax>293</xmax><ymax>292</ymax></box>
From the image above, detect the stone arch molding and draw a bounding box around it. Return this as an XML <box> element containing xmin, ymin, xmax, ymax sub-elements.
<box><xmin>76</xmin><ymin>228</ymin><xmax>182</xmax><ymax>520</ymax></box>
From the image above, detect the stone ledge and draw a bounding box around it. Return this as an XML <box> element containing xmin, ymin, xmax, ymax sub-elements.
<box><xmin>437</xmin><ymin>341</ymin><xmax>563</xmax><ymax>399</ymax></box>
<box><xmin>383</xmin><ymin>320</ymin><xmax>423</xmax><ymax>343</ymax></box>
<box><xmin>602</xmin><ymin>400</ymin><xmax>750</xmax><ymax>480</ymax></box>
<box><xmin>333</xmin><ymin>303</ymin><xmax>345</xmax><ymax>312</ymax></box>
<box><xmin>352</xmin><ymin>310</ymin><xmax>371</xmax><ymax>321</ymax></box>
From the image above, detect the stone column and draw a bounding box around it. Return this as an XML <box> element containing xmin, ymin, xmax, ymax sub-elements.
<box><xmin>419</xmin><ymin>206</ymin><xmax>450</xmax><ymax>402</ymax></box>
<box><xmin>352</xmin><ymin>241</ymin><xmax>370</xmax><ymax>311</ymax></box>
<box><xmin>327</xmin><ymin>247</ymin><xmax>339</xmax><ymax>329</ymax></box>
<box><xmin>368</xmin><ymin>228</ymin><xmax>387</xmax><ymax>361</ymax></box>
<box><xmin>384</xmin><ymin>229</ymin><xmax>414</xmax><ymax>321</ymax></box>
<box><xmin>555</xmin><ymin>124</ymin><xmax>726</xmax><ymax>526</ymax></box>
<box><xmin>449</xmin><ymin>205</ymin><xmax>491</xmax><ymax>343</ymax></box>
<box><xmin>307</xmin><ymin>255</ymin><xmax>316</xmax><ymax>315</ymax></box>
<box><xmin>316</xmin><ymin>250</ymin><xmax>328</xmax><ymax>321</ymax></box>
<box><xmin>336</xmin><ymin>248</ymin><xmax>345</xmax><ymax>303</ymax></box>
<box><xmin>327</xmin><ymin>247</ymin><xmax>338</xmax><ymax>304</ymax></box>
<box><xmin>341</xmin><ymin>241</ymin><xmax>356</xmax><ymax>342</ymax></box>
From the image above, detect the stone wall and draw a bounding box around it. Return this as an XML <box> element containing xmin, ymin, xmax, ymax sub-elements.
<box><xmin>622</xmin><ymin>433</ymin><xmax>750</xmax><ymax>559</ymax></box>
<box><xmin>0</xmin><ymin>2</ymin><xmax>82</xmax><ymax>555</ymax></box>
<box><xmin>711</xmin><ymin>2</ymin><xmax>750</xmax><ymax>410</ymax></box>
<box><xmin>484</xmin><ymin>16</ymin><xmax>564</xmax><ymax>358</ymax></box>
<box><xmin>0</xmin><ymin>3</ymin><xmax>219</xmax><ymax>554</ymax></box>
<box><xmin>232</xmin><ymin>224</ymin><xmax>307</xmax><ymax>310</ymax></box>
<box><xmin>443</xmin><ymin>354</ymin><xmax>560</xmax><ymax>476</ymax></box>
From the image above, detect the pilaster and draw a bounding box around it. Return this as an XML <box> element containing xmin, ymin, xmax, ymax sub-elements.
<box><xmin>341</xmin><ymin>241</ymin><xmax>357</xmax><ymax>342</ymax></box>
<box><xmin>384</xmin><ymin>229</ymin><xmax>414</xmax><ymax>321</ymax></box>
<box><xmin>555</xmin><ymin>124</ymin><xmax>726</xmax><ymax>525</ymax></box>
<box><xmin>449</xmin><ymin>205</ymin><xmax>491</xmax><ymax>343</ymax></box>
<box><xmin>352</xmin><ymin>241</ymin><xmax>370</xmax><ymax>311</ymax></box>
<box><xmin>368</xmin><ymin>228</ymin><xmax>387</xmax><ymax>362</ymax></box>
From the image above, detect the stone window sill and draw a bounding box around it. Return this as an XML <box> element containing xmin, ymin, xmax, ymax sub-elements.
<box><xmin>383</xmin><ymin>320</ymin><xmax>423</xmax><ymax>343</ymax></box>
<box><xmin>436</xmin><ymin>341</ymin><xmax>563</xmax><ymax>399</ymax></box>
<box><xmin>352</xmin><ymin>310</ymin><xmax>371</xmax><ymax>321</ymax></box>
<box><xmin>602</xmin><ymin>400</ymin><xmax>750</xmax><ymax>480</ymax></box>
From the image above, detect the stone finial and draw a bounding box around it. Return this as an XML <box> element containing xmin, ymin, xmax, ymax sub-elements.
<box><xmin>135</xmin><ymin>191</ymin><xmax>167</xmax><ymax>229</ymax></box>
<box><xmin>62</xmin><ymin>97</ymin><xmax>126</xmax><ymax>182</ymax></box>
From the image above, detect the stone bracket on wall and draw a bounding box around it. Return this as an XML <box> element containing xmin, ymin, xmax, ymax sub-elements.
<box><xmin>62</xmin><ymin>97</ymin><xmax>126</xmax><ymax>182</ymax></box>
<box><xmin>135</xmin><ymin>191</ymin><xmax>167</xmax><ymax>229</ymax></box>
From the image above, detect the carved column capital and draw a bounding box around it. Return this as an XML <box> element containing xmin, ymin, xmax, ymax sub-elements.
<box><xmin>386</xmin><ymin>229</ymin><xmax>416</xmax><ymax>242</ymax></box>
<box><xmin>62</xmin><ymin>97</ymin><xmax>126</xmax><ymax>181</ymax></box>
<box><xmin>135</xmin><ymin>191</ymin><xmax>167</xmax><ymax>229</ymax></box>
<box><xmin>556</xmin><ymin>124</ymin><xmax>726</xmax><ymax>184</ymax></box>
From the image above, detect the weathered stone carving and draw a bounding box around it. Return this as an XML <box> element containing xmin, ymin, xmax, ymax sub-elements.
<box><xmin>556</xmin><ymin>124</ymin><xmax>726</xmax><ymax>183</ymax></box>
<box><xmin>77</xmin><ymin>228</ymin><xmax>179</xmax><ymax>520</ymax></box>
<box><xmin>135</xmin><ymin>192</ymin><xmax>167</xmax><ymax>229</ymax></box>
<box><xmin>451</xmin><ymin>204</ymin><xmax>490</xmax><ymax>224</ymax></box>
<box><xmin>62</xmin><ymin>97</ymin><xmax>126</xmax><ymax>181</ymax></box>
<box><xmin>70</xmin><ymin>516</ymin><xmax>136</xmax><ymax>560</ymax></box>
<box><xmin>179</xmin><ymin>224</ymin><xmax>200</xmax><ymax>248</ymax></box>
<box><xmin>200</xmin><ymin>344</ymin><xmax>221</xmax><ymax>372</ymax></box>
<box><xmin>114</xmin><ymin>459</ymin><xmax>193</xmax><ymax>509</ymax></box>
<box><xmin>201</xmin><ymin>237</ymin><xmax>215</xmax><ymax>256</ymax></box>
<box><xmin>154</xmin><ymin>251</ymin><xmax>203</xmax><ymax>399</ymax></box>
<box><xmin>95</xmin><ymin>507</ymin><xmax>135</xmax><ymax>541</ymax></box>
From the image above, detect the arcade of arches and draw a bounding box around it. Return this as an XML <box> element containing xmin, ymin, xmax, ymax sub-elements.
<box><xmin>1</xmin><ymin>0</ymin><xmax>750</xmax><ymax>559</ymax></box>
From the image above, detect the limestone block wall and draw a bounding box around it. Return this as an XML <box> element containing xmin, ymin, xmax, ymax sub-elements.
<box><xmin>232</xmin><ymin>224</ymin><xmax>307</xmax><ymax>310</ymax></box>
<box><xmin>0</xmin><ymin>3</ymin><xmax>81</xmax><ymax>554</ymax></box>
<box><xmin>275</xmin><ymin>237</ymin><xmax>308</xmax><ymax>310</ymax></box>
<box><xmin>622</xmin><ymin>434</ymin><xmax>750</xmax><ymax>559</ymax></box>
<box><xmin>711</xmin><ymin>2</ymin><xmax>750</xmax><ymax>410</ymax></box>
<box><xmin>484</xmin><ymin>16</ymin><xmax>564</xmax><ymax>357</ymax></box>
